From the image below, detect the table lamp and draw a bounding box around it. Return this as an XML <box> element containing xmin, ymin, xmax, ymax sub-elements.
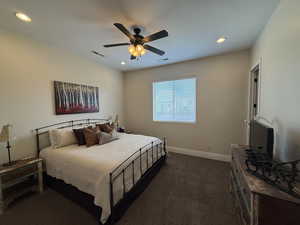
<box><xmin>0</xmin><ymin>124</ymin><xmax>14</xmax><ymax>166</ymax></box>
<box><xmin>114</xmin><ymin>114</ymin><xmax>119</xmax><ymax>129</ymax></box>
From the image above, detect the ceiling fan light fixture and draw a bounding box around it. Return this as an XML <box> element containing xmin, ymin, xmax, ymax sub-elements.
<box><xmin>128</xmin><ymin>44</ymin><xmax>146</xmax><ymax>57</ymax></box>
<box><xmin>128</xmin><ymin>45</ymin><xmax>136</xmax><ymax>54</ymax></box>
<box><xmin>136</xmin><ymin>44</ymin><xmax>144</xmax><ymax>53</ymax></box>
<box><xmin>140</xmin><ymin>48</ymin><xmax>146</xmax><ymax>55</ymax></box>
<box><xmin>132</xmin><ymin>51</ymin><xmax>139</xmax><ymax>57</ymax></box>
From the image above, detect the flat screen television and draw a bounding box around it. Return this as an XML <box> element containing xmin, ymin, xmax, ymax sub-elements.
<box><xmin>249</xmin><ymin>120</ymin><xmax>274</xmax><ymax>159</ymax></box>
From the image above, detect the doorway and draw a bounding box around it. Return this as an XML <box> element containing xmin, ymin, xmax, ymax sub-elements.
<box><xmin>246</xmin><ymin>64</ymin><xmax>260</xmax><ymax>144</ymax></box>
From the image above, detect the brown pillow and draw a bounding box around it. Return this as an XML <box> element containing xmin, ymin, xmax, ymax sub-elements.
<box><xmin>83</xmin><ymin>127</ymin><xmax>101</xmax><ymax>147</ymax></box>
<box><xmin>96</xmin><ymin>123</ymin><xmax>114</xmax><ymax>134</ymax></box>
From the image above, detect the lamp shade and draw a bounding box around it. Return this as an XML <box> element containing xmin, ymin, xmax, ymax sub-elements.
<box><xmin>0</xmin><ymin>124</ymin><xmax>12</xmax><ymax>142</ymax></box>
<box><xmin>114</xmin><ymin>114</ymin><xmax>119</xmax><ymax>124</ymax></box>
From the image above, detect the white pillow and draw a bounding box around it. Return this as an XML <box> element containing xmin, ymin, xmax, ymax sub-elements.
<box><xmin>49</xmin><ymin>128</ymin><xmax>77</xmax><ymax>148</ymax></box>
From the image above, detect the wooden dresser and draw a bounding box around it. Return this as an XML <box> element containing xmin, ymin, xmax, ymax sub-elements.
<box><xmin>230</xmin><ymin>145</ymin><xmax>300</xmax><ymax>225</ymax></box>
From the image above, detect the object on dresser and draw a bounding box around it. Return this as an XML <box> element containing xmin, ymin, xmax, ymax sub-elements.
<box><xmin>245</xmin><ymin>148</ymin><xmax>300</xmax><ymax>199</ymax></box>
<box><xmin>0</xmin><ymin>124</ymin><xmax>16</xmax><ymax>167</ymax></box>
<box><xmin>249</xmin><ymin>120</ymin><xmax>274</xmax><ymax>159</ymax></box>
<box><xmin>294</xmin><ymin>183</ymin><xmax>300</xmax><ymax>195</ymax></box>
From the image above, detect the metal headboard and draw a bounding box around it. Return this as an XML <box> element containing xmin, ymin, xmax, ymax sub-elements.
<box><xmin>34</xmin><ymin>118</ymin><xmax>110</xmax><ymax>156</ymax></box>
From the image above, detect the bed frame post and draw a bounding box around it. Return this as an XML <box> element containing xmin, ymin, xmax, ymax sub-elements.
<box><xmin>109</xmin><ymin>172</ymin><xmax>114</xmax><ymax>224</ymax></box>
<box><xmin>163</xmin><ymin>137</ymin><xmax>166</xmax><ymax>154</ymax></box>
<box><xmin>151</xmin><ymin>142</ymin><xmax>154</xmax><ymax>164</ymax></box>
<box><xmin>139</xmin><ymin>148</ymin><xmax>142</xmax><ymax>177</ymax></box>
<box><xmin>35</xmin><ymin>129</ymin><xmax>40</xmax><ymax>157</ymax></box>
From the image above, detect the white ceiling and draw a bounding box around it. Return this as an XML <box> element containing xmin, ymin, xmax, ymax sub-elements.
<box><xmin>0</xmin><ymin>0</ymin><xmax>279</xmax><ymax>71</ymax></box>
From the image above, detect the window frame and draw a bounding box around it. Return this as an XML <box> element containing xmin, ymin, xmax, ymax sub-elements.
<box><xmin>152</xmin><ymin>77</ymin><xmax>197</xmax><ymax>124</ymax></box>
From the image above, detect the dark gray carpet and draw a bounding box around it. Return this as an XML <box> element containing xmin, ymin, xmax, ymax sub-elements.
<box><xmin>0</xmin><ymin>153</ymin><xmax>238</xmax><ymax>225</ymax></box>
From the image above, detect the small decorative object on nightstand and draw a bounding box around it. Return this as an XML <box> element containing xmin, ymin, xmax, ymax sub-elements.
<box><xmin>117</xmin><ymin>127</ymin><xmax>132</xmax><ymax>134</ymax></box>
<box><xmin>0</xmin><ymin>157</ymin><xmax>43</xmax><ymax>214</ymax></box>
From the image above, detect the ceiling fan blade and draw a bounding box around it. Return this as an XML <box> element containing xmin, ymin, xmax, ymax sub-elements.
<box><xmin>143</xmin><ymin>30</ymin><xmax>168</xmax><ymax>43</ymax></box>
<box><xmin>91</xmin><ymin>50</ymin><xmax>104</xmax><ymax>57</ymax></box>
<box><xmin>130</xmin><ymin>55</ymin><xmax>136</xmax><ymax>60</ymax></box>
<box><xmin>144</xmin><ymin>45</ymin><xmax>165</xmax><ymax>56</ymax></box>
<box><xmin>103</xmin><ymin>43</ymin><xmax>130</xmax><ymax>47</ymax></box>
<box><xmin>114</xmin><ymin>23</ymin><xmax>135</xmax><ymax>41</ymax></box>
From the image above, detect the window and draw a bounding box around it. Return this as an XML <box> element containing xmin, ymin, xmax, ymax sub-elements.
<box><xmin>153</xmin><ymin>78</ymin><xmax>196</xmax><ymax>122</ymax></box>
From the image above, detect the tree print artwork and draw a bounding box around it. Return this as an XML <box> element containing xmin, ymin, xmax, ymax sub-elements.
<box><xmin>54</xmin><ymin>81</ymin><xmax>99</xmax><ymax>114</ymax></box>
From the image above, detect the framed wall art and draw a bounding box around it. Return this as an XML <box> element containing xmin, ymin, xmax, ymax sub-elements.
<box><xmin>54</xmin><ymin>81</ymin><xmax>99</xmax><ymax>115</ymax></box>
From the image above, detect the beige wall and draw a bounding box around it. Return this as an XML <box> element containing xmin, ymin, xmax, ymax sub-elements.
<box><xmin>124</xmin><ymin>50</ymin><xmax>250</xmax><ymax>156</ymax></box>
<box><xmin>0</xmin><ymin>29</ymin><xmax>123</xmax><ymax>164</ymax></box>
<box><xmin>251</xmin><ymin>0</ymin><xmax>300</xmax><ymax>161</ymax></box>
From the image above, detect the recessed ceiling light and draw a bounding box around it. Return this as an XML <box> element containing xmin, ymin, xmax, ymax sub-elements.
<box><xmin>15</xmin><ymin>12</ymin><xmax>32</xmax><ymax>22</ymax></box>
<box><xmin>121</xmin><ymin>61</ymin><xmax>126</xmax><ymax>65</ymax></box>
<box><xmin>216</xmin><ymin>37</ymin><xmax>227</xmax><ymax>44</ymax></box>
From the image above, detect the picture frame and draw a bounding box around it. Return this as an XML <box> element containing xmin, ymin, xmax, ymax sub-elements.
<box><xmin>54</xmin><ymin>81</ymin><xmax>99</xmax><ymax>115</ymax></box>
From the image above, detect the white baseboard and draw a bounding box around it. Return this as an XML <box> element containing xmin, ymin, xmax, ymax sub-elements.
<box><xmin>167</xmin><ymin>146</ymin><xmax>231</xmax><ymax>162</ymax></box>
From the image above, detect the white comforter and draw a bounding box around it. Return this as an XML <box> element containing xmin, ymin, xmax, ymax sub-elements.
<box><xmin>40</xmin><ymin>133</ymin><xmax>164</xmax><ymax>223</ymax></box>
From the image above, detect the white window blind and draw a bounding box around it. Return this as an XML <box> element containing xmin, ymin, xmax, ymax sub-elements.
<box><xmin>153</xmin><ymin>78</ymin><xmax>196</xmax><ymax>122</ymax></box>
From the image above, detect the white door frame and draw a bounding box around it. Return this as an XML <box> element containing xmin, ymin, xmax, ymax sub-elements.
<box><xmin>246</xmin><ymin>59</ymin><xmax>262</xmax><ymax>144</ymax></box>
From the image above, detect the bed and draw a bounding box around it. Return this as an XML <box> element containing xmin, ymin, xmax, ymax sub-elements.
<box><xmin>35</xmin><ymin>119</ymin><xmax>167</xmax><ymax>224</ymax></box>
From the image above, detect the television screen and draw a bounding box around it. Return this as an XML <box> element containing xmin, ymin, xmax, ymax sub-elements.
<box><xmin>249</xmin><ymin>120</ymin><xmax>274</xmax><ymax>158</ymax></box>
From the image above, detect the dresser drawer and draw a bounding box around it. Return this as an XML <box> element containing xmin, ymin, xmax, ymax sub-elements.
<box><xmin>231</xmin><ymin>156</ymin><xmax>251</xmax><ymax>215</ymax></box>
<box><xmin>230</xmin><ymin>171</ymin><xmax>250</xmax><ymax>225</ymax></box>
<box><xmin>238</xmin><ymin>172</ymin><xmax>251</xmax><ymax>209</ymax></box>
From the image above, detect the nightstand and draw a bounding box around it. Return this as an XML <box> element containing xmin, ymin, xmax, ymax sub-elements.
<box><xmin>0</xmin><ymin>158</ymin><xmax>43</xmax><ymax>214</ymax></box>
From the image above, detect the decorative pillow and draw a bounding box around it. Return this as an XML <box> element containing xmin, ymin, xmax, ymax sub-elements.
<box><xmin>83</xmin><ymin>127</ymin><xmax>101</xmax><ymax>147</ymax></box>
<box><xmin>49</xmin><ymin>128</ymin><xmax>77</xmax><ymax>148</ymax></box>
<box><xmin>73</xmin><ymin>128</ymin><xmax>86</xmax><ymax>145</ymax></box>
<box><xmin>96</xmin><ymin>123</ymin><xmax>114</xmax><ymax>133</ymax></box>
<box><xmin>99</xmin><ymin>132</ymin><xmax>119</xmax><ymax>145</ymax></box>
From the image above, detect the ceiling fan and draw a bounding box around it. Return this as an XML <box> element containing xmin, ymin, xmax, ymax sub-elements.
<box><xmin>104</xmin><ymin>23</ymin><xmax>168</xmax><ymax>60</ymax></box>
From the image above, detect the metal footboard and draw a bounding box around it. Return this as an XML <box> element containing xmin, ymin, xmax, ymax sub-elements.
<box><xmin>109</xmin><ymin>137</ymin><xmax>167</xmax><ymax>223</ymax></box>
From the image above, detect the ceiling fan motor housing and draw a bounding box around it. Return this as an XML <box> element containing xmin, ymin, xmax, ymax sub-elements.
<box><xmin>133</xmin><ymin>27</ymin><xmax>141</xmax><ymax>35</ymax></box>
<box><xmin>132</xmin><ymin>27</ymin><xmax>144</xmax><ymax>45</ymax></box>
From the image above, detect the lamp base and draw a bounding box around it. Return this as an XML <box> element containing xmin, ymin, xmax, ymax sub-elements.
<box><xmin>2</xmin><ymin>161</ymin><xmax>18</xmax><ymax>167</ymax></box>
